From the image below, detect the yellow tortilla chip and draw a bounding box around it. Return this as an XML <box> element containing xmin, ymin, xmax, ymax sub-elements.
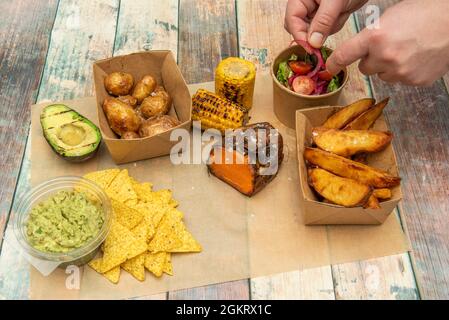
<box><xmin>168</xmin><ymin>199</ymin><xmax>179</xmax><ymax>208</ymax></box>
<box><xmin>163</xmin><ymin>253</ymin><xmax>173</xmax><ymax>276</ymax></box>
<box><xmin>88</xmin><ymin>258</ymin><xmax>121</xmax><ymax>284</ymax></box>
<box><xmin>148</xmin><ymin>210</ymin><xmax>184</xmax><ymax>253</ymax></box>
<box><xmin>132</xmin><ymin>182</ymin><xmax>153</xmax><ymax>199</ymax></box>
<box><xmin>170</xmin><ymin>227</ymin><xmax>202</xmax><ymax>253</ymax></box>
<box><xmin>101</xmin><ymin>221</ymin><xmax>147</xmax><ymax>272</ymax></box>
<box><xmin>111</xmin><ymin>199</ymin><xmax>144</xmax><ymax>230</ymax></box>
<box><xmin>106</xmin><ymin>169</ymin><xmax>138</xmax><ymax>203</ymax></box>
<box><xmin>131</xmin><ymin>216</ymin><xmax>155</xmax><ymax>243</ymax></box>
<box><xmin>83</xmin><ymin>169</ymin><xmax>120</xmax><ymax>190</ymax></box>
<box><xmin>122</xmin><ymin>254</ymin><xmax>145</xmax><ymax>282</ymax></box>
<box><xmin>144</xmin><ymin>252</ymin><xmax>167</xmax><ymax>277</ymax></box>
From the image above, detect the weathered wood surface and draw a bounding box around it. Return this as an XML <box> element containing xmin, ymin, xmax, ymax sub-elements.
<box><xmin>356</xmin><ymin>0</ymin><xmax>449</xmax><ymax>299</ymax></box>
<box><xmin>168</xmin><ymin>0</ymin><xmax>249</xmax><ymax>300</ymax></box>
<box><xmin>0</xmin><ymin>0</ymin><xmax>59</xmax><ymax>250</ymax></box>
<box><xmin>113</xmin><ymin>0</ymin><xmax>178</xmax><ymax>57</ymax></box>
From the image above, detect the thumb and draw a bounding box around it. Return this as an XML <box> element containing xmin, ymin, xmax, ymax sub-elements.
<box><xmin>308</xmin><ymin>0</ymin><xmax>345</xmax><ymax>48</ymax></box>
<box><xmin>326</xmin><ymin>29</ymin><xmax>370</xmax><ymax>75</ymax></box>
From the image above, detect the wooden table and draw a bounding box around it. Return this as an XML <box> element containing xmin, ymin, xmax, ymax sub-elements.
<box><xmin>0</xmin><ymin>0</ymin><xmax>447</xmax><ymax>300</ymax></box>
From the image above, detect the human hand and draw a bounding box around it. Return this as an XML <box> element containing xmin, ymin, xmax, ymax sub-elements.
<box><xmin>284</xmin><ymin>0</ymin><xmax>368</xmax><ymax>48</ymax></box>
<box><xmin>326</xmin><ymin>0</ymin><xmax>449</xmax><ymax>86</ymax></box>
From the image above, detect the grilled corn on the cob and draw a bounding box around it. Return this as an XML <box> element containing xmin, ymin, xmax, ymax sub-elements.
<box><xmin>192</xmin><ymin>89</ymin><xmax>248</xmax><ymax>133</ymax></box>
<box><xmin>215</xmin><ymin>57</ymin><xmax>256</xmax><ymax>111</ymax></box>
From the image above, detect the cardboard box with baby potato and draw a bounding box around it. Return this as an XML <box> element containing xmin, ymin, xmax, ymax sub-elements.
<box><xmin>296</xmin><ymin>98</ymin><xmax>402</xmax><ymax>225</ymax></box>
<box><xmin>93</xmin><ymin>51</ymin><xmax>191</xmax><ymax>164</ymax></box>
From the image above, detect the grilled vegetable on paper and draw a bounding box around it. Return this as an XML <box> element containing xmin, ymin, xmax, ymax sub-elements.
<box><xmin>192</xmin><ymin>89</ymin><xmax>249</xmax><ymax>133</ymax></box>
<box><xmin>215</xmin><ymin>57</ymin><xmax>256</xmax><ymax>111</ymax></box>
<box><xmin>208</xmin><ymin>123</ymin><xmax>283</xmax><ymax>197</ymax></box>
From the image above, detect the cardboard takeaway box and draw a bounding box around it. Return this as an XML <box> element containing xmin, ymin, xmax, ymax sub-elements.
<box><xmin>296</xmin><ymin>106</ymin><xmax>402</xmax><ymax>225</ymax></box>
<box><xmin>93</xmin><ymin>51</ymin><xmax>191</xmax><ymax>164</ymax></box>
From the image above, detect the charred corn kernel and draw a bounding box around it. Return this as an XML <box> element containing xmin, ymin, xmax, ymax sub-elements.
<box><xmin>215</xmin><ymin>57</ymin><xmax>256</xmax><ymax>111</ymax></box>
<box><xmin>191</xmin><ymin>89</ymin><xmax>248</xmax><ymax>133</ymax></box>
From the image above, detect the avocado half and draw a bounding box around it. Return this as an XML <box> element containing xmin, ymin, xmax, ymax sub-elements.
<box><xmin>40</xmin><ymin>104</ymin><xmax>102</xmax><ymax>162</ymax></box>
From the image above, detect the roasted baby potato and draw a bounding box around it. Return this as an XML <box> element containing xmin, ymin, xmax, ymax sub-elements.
<box><xmin>139</xmin><ymin>115</ymin><xmax>180</xmax><ymax>138</ymax></box>
<box><xmin>132</xmin><ymin>75</ymin><xmax>157</xmax><ymax>104</ymax></box>
<box><xmin>104</xmin><ymin>72</ymin><xmax>134</xmax><ymax>96</ymax></box>
<box><xmin>117</xmin><ymin>95</ymin><xmax>138</xmax><ymax>108</ymax></box>
<box><xmin>312</xmin><ymin>127</ymin><xmax>392</xmax><ymax>157</ymax></box>
<box><xmin>121</xmin><ymin>131</ymin><xmax>140</xmax><ymax>139</ymax></box>
<box><xmin>373</xmin><ymin>188</ymin><xmax>392</xmax><ymax>200</ymax></box>
<box><xmin>323</xmin><ymin>98</ymin><xmax>374</xmax><ymax>129</ymax></box>
<box><xmin>304</xmin><ymin>147</ymin><xmax>401</xmax><ymax>188</ymax></box>
<box><xmin>103</xmin><ymin>98</ymin><xmax>141</xmax><ymax>136</ymax></box>
<box><xmin>140</xmin><ymin>91</ymin><xmax>171</xmax><ymax>119</ymax></box>
<box><xmin>344</xmin><ymin>98</ymin><xmax>389</xmax><ymax>130</ymax></box>
<box><xmin>308</xmin><ymin>168</ymin><xmax>372</xmax><ymax>207</ymax></box>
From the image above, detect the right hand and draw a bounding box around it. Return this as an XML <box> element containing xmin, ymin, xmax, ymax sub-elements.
<box><xmin>284</xmin><ymin>0</ymin><xmax>368</xmax><ymax>48</ymax></box>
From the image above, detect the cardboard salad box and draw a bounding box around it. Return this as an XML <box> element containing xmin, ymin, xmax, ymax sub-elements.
<box><xmin>296</xmin><ymin>106</ymin><xmax>402</xmax><ymax>225</ymax></box>
<box><xmin>93</xmin><ymin>51</ymin><xmax>191</xmax><ymax>164</ymax></box>
<box><xmin>271</xmin><ymin>45</ymin><xmax>348</xmax><ymax>129</ymax></box>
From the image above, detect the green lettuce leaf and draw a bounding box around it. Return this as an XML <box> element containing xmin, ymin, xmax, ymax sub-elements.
<box><xmin>327</xmin><ymin>76</ymin><xmax>340</xmax><ymax>93</ymax></box>
<box><xmin>276</xmin><ymin>61</ymin><xmax>292</xmax><ymax>85</ymax></box>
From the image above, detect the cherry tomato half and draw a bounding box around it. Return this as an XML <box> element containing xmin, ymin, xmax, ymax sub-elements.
<box><xmin>317</xmin><ymin>70</ymin><xmax>333</xmax><ymax>81</ymax></box>
<box><xmin>288</xmin><ymin>61</ymin><xmax>313</xmax><ymax>75</ymax></box>
<box><xmin>292</xmin><ymin>76</ymin><xmax>315</xmax><ymax>95</ymax></box>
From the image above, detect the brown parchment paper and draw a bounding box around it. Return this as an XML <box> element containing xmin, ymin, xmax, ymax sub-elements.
<box><xmin>29</xmin><ymin>73</ymin><xmax>410</xmax><ymax>299</ymax></box>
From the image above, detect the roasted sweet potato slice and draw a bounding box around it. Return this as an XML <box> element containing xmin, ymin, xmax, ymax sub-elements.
<box><xmin>312</xmin><ymin>127</ymin><xmax>392</xmax><ymax>157</ymax></box>
<box><xmin>208</xmin><ymin>147</ymin><xmax>256</xmax><ymax>196</ymax></box>
<box><xmin>363</xmin><ymin>194</ymin><xmax>381</xmax><ymax>209</ymax></box>
<box><xmin>344</xmin><ymin>98</ymin><xmax>389</xmax><ymax>130</ymax></box>
<box><xmin>373</xmin><ymin>188</ymin><xmax>392</xmax><ymax>200</ymax></box>
<box><xmin>308</xmin><ymin>168</ymin><xmax>372</xmax><ymax>207</ymax></box>
<box><xmin>304</xmin><ymin>147</ymin><xmax>401</xmax><ymax>188</ymax></box>
<box><xmin>322</xmin><ymin>98</ymin><xmax>375</xmax><ymax>129</ymax></box>
<box><xmin>207</xmin><ymin>122</ymin><xmax>284</xmax><ymax>197</ymax></box>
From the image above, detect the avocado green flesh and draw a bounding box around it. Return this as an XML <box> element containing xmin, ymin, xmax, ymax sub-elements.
<box><xmin>40</xmin><ymin>104</ymin><xmax>101</xmax><ymax>160</ymax></box>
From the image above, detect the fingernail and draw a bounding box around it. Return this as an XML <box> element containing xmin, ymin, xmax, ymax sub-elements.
<box><xmin>309</xmin><ymin>32</ymin><xmax>323</xmax><ymax>48</ymax></box>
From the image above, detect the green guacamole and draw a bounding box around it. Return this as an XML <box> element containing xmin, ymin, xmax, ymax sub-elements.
<box><xmin>26</xmin><ymin>190</ymin><xmax>104</xmax><ymax>253</ymax></box>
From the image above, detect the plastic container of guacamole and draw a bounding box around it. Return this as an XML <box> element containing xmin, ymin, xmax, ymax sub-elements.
<box><xmin>13</xmin><ymin>176</ymin><xmax>112</xmax><ymax>270</ymax></box>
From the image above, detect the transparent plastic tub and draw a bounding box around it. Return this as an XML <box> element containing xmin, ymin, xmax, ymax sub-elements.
<box><xmin>13</xmin><ymin>176</ymin><xmax>112</xmax><ymax>269</ymax></box>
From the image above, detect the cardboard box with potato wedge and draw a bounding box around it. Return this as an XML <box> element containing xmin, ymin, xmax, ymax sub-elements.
<box><xmin>93</xmin><ymin>51</ymin><xmax>192</xmax><ymax>164</ymax></box>
<box><xmin>296</xmin><ymin>98</ymin><xmax>402</xmax><ymax>225</ymax></box>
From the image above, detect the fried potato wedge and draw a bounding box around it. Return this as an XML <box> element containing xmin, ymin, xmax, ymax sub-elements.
<box><xmin>304</xmin><ymin>147</ymin><xmax>401</xmax><ymax>188</ymax></box>
<box><xmin>308</xmin><ymin>168</ymin><xmax>372</xmax><ymax>207</ymax></box>
<box><xmin>352</xmin><ymin>153</ymin><xmax>367</xmax><ymax>164</ymax></box>
<box><xmin>344</xmin><ymin>98</ymin><xmax>389</xmax><ymax>130</ymax></box>
<box><xmin>363</xmin><ymin>194</ymin><xmax>381</xmax><ymax>209</ymax></box>
<box><xmin>373</xmin><ymin>188</ymin><xmax>392</xmax><ymax>200</ymax></box>
<box><xmin>322</xmin><ymin>98</ymin><xmax>375</xmax><ymax>129</ymax></box>
<box><xmin>312</xmin><ymin>127</ymin><xmax>392</xmax><ymax>157</ymax></box>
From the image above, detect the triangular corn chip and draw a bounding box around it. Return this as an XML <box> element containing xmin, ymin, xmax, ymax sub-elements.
<box><xmin>83</xmin><ymin>169</ymin><xmax>120</xmax><ymax>190</ymax></box>
<box><xmin>88</xmin><ymin>258</ymin><xmax>121</xmax><ymax>284</ymax></box>
<box><xmin>106</xmin><ymin>169</ymin><xmax>137</xmax><ymax>203</ymax></box>
<box><xmin>163</xmin><ymin>253</ymin><xmax>173</xmax><ymax>276</ymax></box>
<box><xmin>111</xmin><ymin>199</ymin><xmax>144</xmax><ymax>230</ymax></box>
<box><xmin>148</xmin><ymin>210</ymin><xmax>184</xmax><ymax>253</ymax></box>
<box><xmin>144</xmin><ymin>252</ymin><xmax>167</xmax><ymax>277</ymax></box>
<box><xmin>122</xmin><ymin>253</ymin><xmax>145</xmax><ymax>282</ymax></box>
<box><xmin>100</xmin><ymin>221</ymin><xmax>147</xmax><ymax>272</ymax></box>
